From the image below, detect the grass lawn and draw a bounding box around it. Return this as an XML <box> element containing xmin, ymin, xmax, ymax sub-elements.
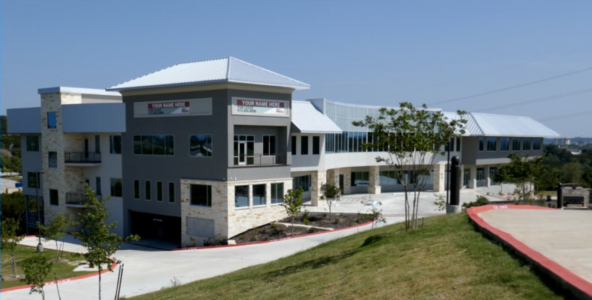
<box><xmin>1</xmin><ymin>245</ymin><xmax>93</xmax><ymax>289</ymax></box>
<box><xmin>134</xmin><ymin>213</ymin><xmax>563</xmax><ymax>300</ymax></box>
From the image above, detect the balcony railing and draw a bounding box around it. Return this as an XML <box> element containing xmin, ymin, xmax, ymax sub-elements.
<box><xmin>66</xmin><ymin>192</ymin><xmax>102</xmax><ymax>207</ymax></box>
<box><xmin>65</xmin><ymin>152</ymin><xmax>101</xmax><ymax>164</ymax></box>
<box><xmin>233</xmin><ymin>153</ymin><xmax>287</xmax><ymax>167</ymax></box>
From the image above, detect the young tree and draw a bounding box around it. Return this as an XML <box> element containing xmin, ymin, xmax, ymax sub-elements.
<box><xmin>1</xmin><ymin>218</ymin><xmax>24</xmax><ymax>276</ymax></box>
<box><xmin>21</xmin><ymin>254</ymin><xmax>53</xmax><ymax>300</ymax></box>
<box><xmin>497</xmin><ymin>153</ymin><xmax>543</xmax><ymax>202</ymax></box>
<box><xmin>282</xmin><ymin>188</ymin><xmax>304</xmax><ymax>232</ymax></box>
<box><xmin>353</xmin><ymin>102</ymin><xmax>466</xmax><ymax>231</ymax></box>
<box><xmin>72</xmin><ymin>185</ymin><xmax>139</xmax><ymax>300</ymax></box>
<box><xmin>320</xmin><ymin>183</ymin><xmax>342</xmax><ymax>220</ymax></box>
<box><xmin>39</xmin><ymin>213</ymin><xmax>76</xmax><ymax>261</ymax></box>
<box><xmin>493</xmin><ymin>167</ymin><xmax>511</xmax><ymax>195</ymax></box>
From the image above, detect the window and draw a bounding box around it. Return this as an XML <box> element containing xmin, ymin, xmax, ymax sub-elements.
<box><xmin>95</xmin><ymin>135</ymin><xmax>101</xmax><ymax>153</ymax></box>
<box><xmin>351</xmin><ymin>172</ymin><xmax>370</xmax><ymax>186</ymax></box>
<box><xmin>190</xmin><ymin>184</ymin><xmax>212</xmax><ymax>207</ymax></box>
<box><xmin>523</xmin><ymin>138</ymin><xmax>531</xmax><ymax>150</ymax></box>
<box><xmin>253</xmin><ymin>184</ymin><xmax>266</xmax><ymax>206</ymax></box>
<box><xmin>456</xmin><ymin>138</ymin><xmax>461</xmax><ymax>152</ymax></box>
<box><xmin>512</xmin><ymin>138</ymin><xmax>521</xmax><ymax>151</ymax></box>
<box><xmin>500</xmin><ymin>138</ymin><xmax>510</xmax><ymax>151</ymax></box>
<box><xmin>134</xmin><ymin>180</ymin><xmax>140</xmax><ymax>199</ymax></box>
<box><xmin>233</xmin><ymin>135</ymin><xmax>255</xmax><ymax>165</ymax></box>
<box><xmin>48</xmin><ymin>152</ymin><xmax>57</xmax><ymax>168</ymax></box>
<box><xmin>110</xmin><ymin>178</ymin><xmax>122</xmax><ymax>197</ymax></box>
<box><xmin>271</xmin><ymin>183</ymin><xmax>284</xmax><ymax>204</ymax></box>
<box><xmin>168</xmin><ymin>182</ymin><xmax>175</xmax><ymax>203</ymax></box>
<box><xmin>478</xmin><ymin>137</ymin><xmax>484</xmax><ymax>151</ymax></box>
<box><xmin>263</xmin><ymin>135</ymin><xmax>276</xmax><ymax>156</ymax></box>
<box><xmin>301</xmin><ymin>136</ymin><xmax>309</xmax><ymax>155</ymax></box>
<box><xmin>190</xmin><ymin>134</ymin><xmax>213</xmax><ymax>157</ymax></box>
<box><xmin>47</xmin><ymin>112</ymin><xmax>57</xmax><ymax>129</ymax></box>
<box><xmin>96</xmin><ymin>177</ymin><xmax>102</xmax><ymax>196</ymax></box>
<box><xmin>293</xmin><ymin>175</ymin><xmax>311</xmax><ymax>192</ymax></box>
<box><xmin>145</xmin><ymin>181</ymin><xmax>151</xmax><ymax>200</ymax></box>
<box><xmin>325</xmin><ymin>134</ymin><xmax>335</xmax><ymax>153</ymax></box>
<box><xmin>133</xmin><ymin>135</ymin><xmax>174</xmax><ymax>155</ymax></box>
<box><xmin>476</xmin><ymin>168</ymin><xmax>485</xmax><ymax>187</ymax></box>
<box><xmin>487</xmin><ymin>138</ymin><xmax>497</xmax><ymax>151</ymax></box>
<box><xmin>313</xmin><ymin>136</ymin><xmax>320</xmax><ymax>155</ymax></box>
<box><xmin>445</xmin><ymin>138</ymin><xmax>454</xmax><ymax>152</ymax></box>
<box><xmin>291</xmin><ymin>136</ymin><xmax>297</xmax><ymax>155</ymax></box>
<box><xmin>533</xmin><ymin>138</ymin><xmax>542</xmax><ymax>150</ymax></box>
<box><xmin>110</xmin><ymin>136</ymin><xmax>122</xmax><ymax>154</ymax></box>
<box><xmin>156</xmin><ymin>182</ymin><xmax>163</xmax><ymax>201</ymax></box>
<box><xmin>489</xmin><ymin>167</ymin><xmax>498</xmax><ymax>185</ymax></box>
<box><xmin>463</xmin><ymin>168</ymin><xmax>470</xmax><ymax>187</ymax></box>
<box><xmin>49</xmin><ymin>189</ymin><xmax>59</xmax><ymax>206</ymax></box>
<box><xmin>28</xmin><ymin>172</ymin><xmax>39</xmax><ymax>188</ymax></box>
<box><xmin>380</xmin><ymin>170</ymin><xmax>399</xmax><ymax>185</ymax></box>
<box><xmin>26</xmin><ymin>136</ymin><xmax>39</xmax><ymax>151</ymax></box>
<box><xmin>235</xmin><ymin>185</ymin><xmax>249</xmax><ymax>207</ymax></box>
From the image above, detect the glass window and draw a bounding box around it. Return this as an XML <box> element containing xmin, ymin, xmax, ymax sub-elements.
<box><xmin>145</xmin><ymin>181</ymin><xmax>151</xmax><ymax>200</ymax></box>
<box><xmin>351</xmin><ymin>172</ymin><xmax>370</xmax><ymax>186</ymax></box>
<box><xmin>489</xmin><ymin>167</ymin><xmax>498</xmax><ymax>186</ymax></box>
<box><xmin>156</xmin><ymin>182</ymin><xmax>163</xmax><ymax>201</ymax></box>
<box><xmin>313</xmin><ymin>136</ymin><xmax>320</xmax><ymax>155</ymax></box>
<box><xmin>48</xmin><ymin>151</ymin><xmax>57</xmax><ymax>168</ymax></box>
<box><xmin>263</xmin><ymin>135</ymin><xmax>276</xmax><ymax>156</ymax></box>
<box><xmin>476</xmin><ymin>168</ymin><xmax>485</xmax><ymax>187</ymax></box>
<box><xmin>95</xmin><ymin>135</ymin><xmax>101</xmax><ymax>153</ymax></box>
<box><xmin>380</xmin><ymin>170</ymin><xmax>399</xmax><ymax>185</ymax></box>
<box><xmin>190</xmin><ymin>134</ymin><xmax>213</xmax><ymax>157</ymax></box>
<box><xmin>500</xmin><ymin>138</ymin><xmax>510</xmax><ymax>151</ymax></box>
<box><xmin>168</xmin><ymin>182</ymin><xmax>175</xmax><ymax>203</ymax></box>
<box><xmin>487</xmin><ymin>138</ymin><xmax>497</xmax><ymax>151</ymax></box>
<box><xmin>478</xmin><ymin>137</ymin><xmax>484</xmax><ymax>151</ymax></box>
<box><xmin>165</xmin><ymin>135</ymin><xmax>175</xmax><ymax>155</ymax></box>
<box><xmin>110</xmin><ymin>178</ymin><xmax>123</xmax><ymax>197</ymax></box>
<box><xmin>271</xmin><ymin>183</ymin><xmax>284</xmax><ymax>204</ymax></box>
<box><xmin>293</xmin><ymin>175</ymin><xmax>311</xmax><ymax>192</ymax></box>
<box><xmin>253</xmin><ymin>184</ymin><xmax>266</xmax><ymax>206</ymax></box>
<box><xmin>190</xmin><ymin>184</ymin><xmax>212</xmax><ymax>207</ymax></box>
<box><xmin>523</xmin><ymin>138</ymin><xmax>531</xmax><ymax>150</ymax></box>
<box><xmin>235</xmin><ymin>185</ymin><xmax>249</xmax><ymax>207</ymax></box>
<box><xmin>142</xmin><ymin>136</ymin><xmax>153</xmax><ymax>154</ymax></box>
<box><xmin>512</xmin><ymin>138</ymin><xmax>521</xmax><ymax>151</ymax></box>
<box><xmin>134</xmin><ymin>136</ymin><xmax>142</xmax><ymax>154</ymax></box>
<box><xmin>96</xmin><ymin>177</ymin><xmax>102</xmax><ymax>196</ymax></box>
<box><xmin>325</xmin><ymin>134</ymin><xmax>334</xmax><ymax>153</ymax></box>
<box><xmin>47</xmin><ymin>112</ymin><xmax>57</xmax><ymax>129</ymax></box>
<box><xmin>533</xmin><ymin>138</ymin><xmax>542</xmax><ymax>150</ymax></box>
<box><xmin>291</xmin><ymin>136</ymin><xmax>297</xmax><ymax>155</ymax></box>
<box><xmin>233</xmin><ymin>135</ymin><xmax>255</xmax><ymax>165</ymax></box>
<box><xmin>301</xmin><ymin>136</ymin><xmax>309</xmax><ymax>155</ymax></box>
<box><xmin>456</xmin><ymin>138</ymin><xmax>461</xmax><ymax>152</ymax></box>
<box><xmin>134</xmin><ymin>180</ymin><xmax>140</xmax><ymax>199</ymax></box>
<box><xmin>28</xmin><ymin>172</ymin><xmax>39</xmax><ymax>188</ymax></box>
<box><xmin>153</xmin><ymin>135</ymin><xmax>165</xmax><ymax>155</ymax></box>
<box><xmin>445</xmin><ymin>138</ymin><xmax>453</xmax><ymax>152</ymax></box>
<box><xmin>133</xmin><ymin>135</ymin><xmax>174</xmax><ymax>155</ymax></box>
<box><xmin>26</xmin><ymin>136</ymin><xmax>39</xmax><ymax>151</ymax></box>
<box><xmin>49</xmin><ymin>189</ymin><xmax>58</xmax><ymax>206</ymax></box>
<box><xmin>110</xmin><ymin>136</ymin><xmax>122</xmax><ymax>154</ymax></box>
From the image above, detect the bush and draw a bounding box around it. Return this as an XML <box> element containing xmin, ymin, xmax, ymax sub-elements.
<box><xmin>462</xmin><ymin>195</ymin><xmax>490</xmax><ymax>209</ymax></box>
<box><xmin>303</xmin><ymin>218</ymin><xmax>310</xmax><ymax>225</ymax></box>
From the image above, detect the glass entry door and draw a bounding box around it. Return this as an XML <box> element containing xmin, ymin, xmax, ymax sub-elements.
<box><xmin>238</xmin><ymin>141</ymin><xmax>247</xmax><ymax>165</ymax></box>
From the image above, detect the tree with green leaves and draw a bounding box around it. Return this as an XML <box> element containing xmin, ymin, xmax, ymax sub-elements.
<box><xmin>320</xmin><ymin>183</ymin><xmax>342</xmax><ymax>220</ymax></box>
<box><xmin>493</xmin><ymin>166</ymin><xmax>511</xmax><ymax>195</ymax></box>
<box><xmin>282</xmin><ymin>188</ymin><xmax>304</xmax><ymax>232</ymax></box>
<box><xmin>72</xmin><ymin>185</ymin><xmax>139</xmax><ymax>300</ymax></box>
<box><xmin>21</xmin><ymin>254</ymin><xmax>53</xmax><ymax>300</ymax></box>
<box><xmin>39</xmin><ymin>213</ymin><xmax>76</xmax><ymax>261</ymax></box>
<box><xmin>497</xmin><ymin>153</ymin><xmax>543</xmax><ymax>202</ymax></box>
<box><xmin>1</xmin><ymin>218</ymin><xmax>24</xmax><ymax>276</ymax></box>
<box><xmin>353</xmin><ymin>102</ymin><xmax>466</xmax><ymax>231</ymax></box>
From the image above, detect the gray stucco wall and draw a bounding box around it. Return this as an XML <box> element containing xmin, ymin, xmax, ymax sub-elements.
<box><xmin>20</xmin><ymin>135</ymin><xmax>43</xmax><ymax>196</ymax></box>
<box><xmin>62</xmin><ymin>103</ymin><xmax>126</xmax><ymax>133</ymax></box>
<box><xmin>7</xmin><ymin>107</ymin><xmax>41</xmax><ymax>134</ymax></box>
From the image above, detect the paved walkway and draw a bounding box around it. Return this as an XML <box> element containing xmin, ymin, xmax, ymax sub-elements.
<box><xmin>468</xmin><ymin>205</ymin><xmax>592</xmax><ymax>298</ymax></box>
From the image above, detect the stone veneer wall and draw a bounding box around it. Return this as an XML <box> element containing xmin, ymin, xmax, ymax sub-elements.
<box><xmin>432</xmin><ymin>163</ymin><xmax>446</xmax><ymax>192</ymax></box>
<box><xmin>310</xmin><ymin>170</ymin><xmax>326</xmax><ymax>205</ymax></box>
<box><xmin>41</xmin><ymin>93</ymin><xmax>85</xmax><ymax>223</ymax></box>
<box><xmin>180</xmin><ymin>177</ymin><xmax>292</xmax><ymax>247</ymax></box>
<box><xmin>368</xmin><ymin>166</ymin><xmax>381</xmax><ymax>194</ymax></box>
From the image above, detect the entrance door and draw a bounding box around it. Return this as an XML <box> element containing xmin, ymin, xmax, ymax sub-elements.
<box><xmin>238</xmin><ymin>141</ymin><xmax>247</xmax><ymax>165</ymax></box>
<box><xmin>84</xmin><ymin>139</ymin><xmax>89</xmax><ymax>159</ymax></box>
<box><xmin>339</xmin><ymin>174</ymin><xmax>344</xmax><ymax>192</ymax></box>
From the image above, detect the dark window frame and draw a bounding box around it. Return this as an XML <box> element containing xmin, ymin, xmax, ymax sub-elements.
<box><xmin>49</xmin><ymin>189</ymin><xmax>59</xmax><ymax>206</ymax></box>
<box><xmin>301</xmin><ymin>136</ymin><xmax>309</xmax><ymax>155</ymax></box>
<box><xmin>190</xmin><ymin>184</ymin><xmax>212</xmax><ymax>207</ymax></box>
<box><xmin>312</xmin><ymin>136</ymin><xmax>320</xmax><ymax>155</ymax></box>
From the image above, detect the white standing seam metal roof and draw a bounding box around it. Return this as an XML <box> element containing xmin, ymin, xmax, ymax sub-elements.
<box><xmin>463</xmin><ymin>112</ymin><xmax>561</xmax><ymax>138</ymax></box>
<box><xmin>292</xmin><ymin>101</ymin><xmax>342</xmax><ymax>134</ymax></box>
<box><xmin>107</xmin><ymin>57</ymin><xmax>310</xmax><ymax>91</ymax></box>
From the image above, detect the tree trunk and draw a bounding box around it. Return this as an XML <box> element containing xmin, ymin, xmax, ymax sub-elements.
<box><xmin>98</xmin><ymin>270</ymin><xmax>102</xmax><ymax>300</ymax></box>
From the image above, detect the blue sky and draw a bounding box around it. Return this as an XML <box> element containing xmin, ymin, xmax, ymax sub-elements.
<box><xmin>2</xmin><ymin>1</ymin><xmax>591</xmax><ymax>137</ymax></box>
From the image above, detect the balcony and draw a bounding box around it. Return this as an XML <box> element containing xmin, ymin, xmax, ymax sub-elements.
<box><xmin>232</xmin><ymin>153</ymin><xmax>287</xmax><ymax>167</ymax></box>
<box><xmin>65</xmin><ymin>152</ymin><xmax>101</xmax><ymax>166</ymax></box>
<box><xmin>66</xmin><ymin>192</ymin><xmax>102</xmax><ymax>208</ymax></box>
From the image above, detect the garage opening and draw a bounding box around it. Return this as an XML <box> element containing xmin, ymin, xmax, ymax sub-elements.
<box><xmin>129</xmin><ymin>210</ymin><xmax>181</xmax><ymax>249</ymax></box>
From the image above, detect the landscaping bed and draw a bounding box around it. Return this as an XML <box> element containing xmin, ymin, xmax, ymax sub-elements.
<box><xmin>230</xmin><ymin>212</ymin><xmax>374</xmax><ymax>244</ymax></box>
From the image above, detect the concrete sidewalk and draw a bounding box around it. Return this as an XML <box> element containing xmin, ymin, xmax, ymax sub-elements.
<box><xmin>469</xmin><ymin>206</ymin><xmax>592</xmax><ymax>298</ymax></box>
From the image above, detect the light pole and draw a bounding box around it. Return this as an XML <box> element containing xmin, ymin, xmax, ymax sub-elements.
<box><xmin>35</xmin><ymin>171</ymin><xmax>44</xmax><ymax>252</ymax></box>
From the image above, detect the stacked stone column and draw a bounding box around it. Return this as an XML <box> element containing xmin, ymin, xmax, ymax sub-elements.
<box><xmin>368</xmin><ymin>166</ymin><xmax>381</xmax><ymax>194</ymax></box>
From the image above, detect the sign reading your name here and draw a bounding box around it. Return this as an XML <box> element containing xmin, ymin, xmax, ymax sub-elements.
<box><xmin>232</xmin><ymin>97</ymin><xmax>289</xmax><ymax>117</ymax></box>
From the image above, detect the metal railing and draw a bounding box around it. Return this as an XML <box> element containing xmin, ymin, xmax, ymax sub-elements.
<box><xmin>233</xmin><ymin>153</ymin><xmax>287</xmax><ymax>167</ymax></box>
<box><xmin>65</xmin><ymin>152</ymin><xmax>101</xmax><ymax>164</ymax></box>
<box><xmin>66</xmin><ymin>192</ymin><xmax>102</xmax><ymax>206</ymax></box>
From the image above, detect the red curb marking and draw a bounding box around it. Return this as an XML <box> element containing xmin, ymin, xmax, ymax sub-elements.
<box><xmin>1</xmin><ymin>259</ymin><xmax>118</xmax><ymax>293</ymax></box>
<box><xmin>173</xmin><ymin>221</ymin><xmax>374</xmax><ymax>251</ymax></box>
<box><xmin>467</xmin><ymin>205</ymin><xmax>592</xmax><ymax>298</ymax></box>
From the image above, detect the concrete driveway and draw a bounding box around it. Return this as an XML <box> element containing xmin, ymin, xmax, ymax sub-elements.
<box><xmin>5</xmin><ymin>190</ymin><xmax>478</xmax><ymax>300</ymax></box>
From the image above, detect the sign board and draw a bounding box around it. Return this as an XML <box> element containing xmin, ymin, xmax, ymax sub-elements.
<box><xmin>134</xmin><ymin>98</ymin><xmax>212</xmax><ymax>118</ymax></box>
<box><xmin>231</xmin><ymin>97</ymin><xmax>289</xmax><ymax>117</ymax></box>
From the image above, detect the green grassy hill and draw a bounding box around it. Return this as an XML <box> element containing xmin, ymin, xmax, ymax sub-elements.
<box><xmin>135</xmin><ymin>213</ymin><xmax>562</xmax><ymax>300</ymax></box>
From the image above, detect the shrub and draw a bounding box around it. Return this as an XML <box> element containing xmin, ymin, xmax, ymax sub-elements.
<box><xmin>307</xmin><ymin>228</ymin><xmax>317</xmax><ymax>233</ymax></box>
<box><xmin>303</xmin><ymin>218</ymin><xmax>310</xmax><ymax>225</ymax></box>
<box><xmin>302</xmin><ymin>210</ymin><xmax>309</xmax><ymax>221</ymax></box>
<box><xmin>462</xmin><ymin>195</ymin><xmax>490</xmax><ymax>209</ymax></box>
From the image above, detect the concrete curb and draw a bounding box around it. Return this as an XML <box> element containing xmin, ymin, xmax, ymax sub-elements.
<box><xmin>467</xmin><ymin>204</ymin><xmax>592</xmax><ymax>299</ymax></box>
<box><xmin>173</xmin><ymin>220</ymin><xmax>374</xmax><ymax>251</ymax></box>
